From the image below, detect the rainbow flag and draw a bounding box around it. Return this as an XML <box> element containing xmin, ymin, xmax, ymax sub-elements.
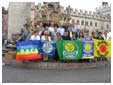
<box><xmin>94</xmin><ymin>39</ymin><xmax>111</xmax><ymax>57</ymax></box>
<box><xmin>16</xmin><ymin>40</ymin><xmax>42</xmax><ymax>61</ymax></box>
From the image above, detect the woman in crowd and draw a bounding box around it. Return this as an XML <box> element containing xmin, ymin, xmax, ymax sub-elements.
<box><xmin>56</xmin><ymin>32</ymin><xmax>63</xmax><ymax>41</ymax></box>
<box><xmin>71</xmin><ymin>32</ymin><xmax>78</xmax><ymax>40</ymax></box>
<box><xmin>78</xmin><ymin>31</ymin><xmax>84</xmax><ymax>40</ymax></box>
<box><xmin>41</xmin><ymin>31</ymin><xmax>51</xmax><ymax>41</ymax></box>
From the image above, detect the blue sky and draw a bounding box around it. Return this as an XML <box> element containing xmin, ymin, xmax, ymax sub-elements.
<box><xmin>1</xmin><ymin>0</ymin><xmax>111</xmax><ymax>12</ymax></box>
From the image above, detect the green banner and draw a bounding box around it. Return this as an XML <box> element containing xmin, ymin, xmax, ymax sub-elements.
<box><xmin>56</xmin><ymin>40</ymin><xmax>82</xmax><ymax>60</ymax></box>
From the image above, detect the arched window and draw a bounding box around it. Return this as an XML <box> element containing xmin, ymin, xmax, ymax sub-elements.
<box><xmin>107</xmin><ymin>24</ymin><xmax>109</xmax><ymax>28</ymax></box>
<box><xmin>81</xmin><ymin>20</ymin><xmax>84</xmax><ymax>25</ymax></box>
<box><xmin>90</xmin><ymin>21</ymin><xmax>93</xmax><ymax>26</ymax></box>
<box><xmin>95</xmin><ymin>22</ymin><xmax>97</xmax><ymax>27</ymax></box>
<box><xmin>85</xmin><ymin>21</ymin><xmax>88</xmax><ymax>26</ymax></box>
<box><xmin>77</xmin><ymin>20</ymin><xmax>79</xmax><ymax>25</ymax></box>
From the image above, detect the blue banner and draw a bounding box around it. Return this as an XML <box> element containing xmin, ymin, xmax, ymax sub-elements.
<box><xmin>82</xmin><ymin>40</ymin><xmax>94</xmax><ymax>59</ymax></box>
<box><xmin>40</xmin><ymin>41</ymin><xmax>56</xmax><ymax>56</ymax></box>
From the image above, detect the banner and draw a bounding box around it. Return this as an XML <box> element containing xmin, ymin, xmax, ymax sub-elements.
<box><xmin>82</xmin><ymin>41</ymin><xmax>94</xmax><ymax>59</ymax></box>
<box><xmin>40</xmin><ymin>41</ymin><xmax>56</xmax><ymax>56</ymax></box>
<box><xmin>94</xmin><ymin>39</ymin><xmax>111</xmax><ymax>57</ymax></box>
<box><xmin>16</xmin><ymin>40</ymin><xmax>42</xmax><ymax>61</ymax></box>
<box><xmin>56</xmin><ymin>40</ymin><xmax>63</xmax><ymax>60</ymax></box>
<box><xmin>56</xmin><ymin>40</ymin><xmax>82</xmax><ymax>60</ymax></box>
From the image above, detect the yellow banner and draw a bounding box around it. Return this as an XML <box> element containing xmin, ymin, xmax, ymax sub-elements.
<box><xmin>93</xmin><ymin>39</ymin><xmax>111</xmax><ymax>57</ymax></box>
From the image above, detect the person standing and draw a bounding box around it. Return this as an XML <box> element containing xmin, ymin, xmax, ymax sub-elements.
<box><xmin>72</xmin><ymin>24</ymin><xmax>78</xmax><ymax>33</ymax></box>
<box><xmin>103</xmin><ymin>31</ymin><xmax>108</xmax><ymax>40</ymax></box>
<box><xmin>84</xmin><ymin>30</ymin><xmax>91</xmax><ymax>40</ymax></box>
<box><xmin>41</xmin><ymin>31</ymin><xmax>51</xmax><ymax>41</ymax></box>
<box><xmin>55</xmin><ymin>32</ymin><xmax>63</xmax><ymax>41</ymax></box>
<box><xmin>48</xmin><ymin>23</ymin><xmax>55</xmax><ymax>41</ymax></box>
<box><xmin>67</xmin><ymin>26</ymin><xmax>73</xmax><ymax>39</ymax></box>
<box><xmin>71</xmin><ymin>32</ymin><xmax>78</xmax><ymax>40</ymax></box>
<box><xmin>91</xmin><ymin>31</ymin><xmax>97</xmax><ymax>40</ymax></box>
<box><xmin>62</xmin><ymin>31</ymin><xmax>71</xmax><ymax>40</ymax></box>
<box><xmin>78</xmin><ymin>31</ymin><xmax>84</xmax><ymax>40</ymax></box>
<box><xmin>30</xmin><ymin>31</ymin><xmax>41</xmax><ymax>40</ymax></box>
<box><xmin>57</xmin><ymin>24</ymin><xmax>65</xmax><ymax>37</ymax></box>
<box><xmin>97</xmin><ymin>32</ymin><xmax>104</xmax><ymax>40</ymax></box>
<box><xmin>96</xmin><ymin>32</ymin><xmax>107</xmax><ymax>61</ymax></box>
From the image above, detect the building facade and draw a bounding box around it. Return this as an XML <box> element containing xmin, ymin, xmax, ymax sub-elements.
<box><xmin>8</xmin><ymin>2</ymin><xmax>35</xmax><ymax>39</ymax></box>
<box><xmin>2</xmin><ymin>7</ymin><xmax>8</xmax><ymax>40</ymax></box>
<box><xmin>68</xmin><ymin>9</ymin><xmax>111</xmax><ymax>33</ymax></box>
<box><xmin>96</xmin><ymin>2</ymin><xmax>111</xmax><ymax>17</ymax></box>
<box><xmin>7</xmin><ymin>2</ymin><xmax>111</xmax><ymax>39</ymax></box>
<box><xmin>62</xmin><ymin>2</ymin><xmax>111</xmax><ymax>34</ymax></box>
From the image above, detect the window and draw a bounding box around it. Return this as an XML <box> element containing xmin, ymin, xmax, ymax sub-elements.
<box><xmin>95</xmin><ymin>22</ymin><xmax>97</xmax><ymax>27</ymax></box>
<box><xmin>81</xmin><ymin>20</ymin><xmax>84</xmax><ymax>25</ymax></box>
<box><xmin>90</xmin><ymin>21</ymin><xmax>93</xmax><ymax>26</ymax></box>
<box><xmin>85</xmin><ymin>21</ymin><xmax>88</xmax><ymax>26</ymax></box>
<box><xmin>77</xmin><ymin>20</ymin><xmax>79</xmax><ymax>25</ymax></box>
<box><xmin>71</xmin><ymin>19</ymin><xmax>75</xmax><ymax>23</ymax></box>
<box><xmin>107</xmin><ymin>24</ymin><xmax>109</xmax><ymax>28</ymax></box>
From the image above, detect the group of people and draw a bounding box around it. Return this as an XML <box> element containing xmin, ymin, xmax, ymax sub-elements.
<box><xmin>16</xmin><ymin>23</ymin><xmax>111</xmax><ymax>62</ymax></box>
<box><xmin>19</xmin><ymin>23</ymin><xmax>111</xmax><ymax>42</ymax></box>
<box><xmin>3</xmin><ymin>23</ymin><xmax>111</xmax><ymax>63</ymax></box>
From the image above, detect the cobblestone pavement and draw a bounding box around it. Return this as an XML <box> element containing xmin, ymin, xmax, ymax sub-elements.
<box><xmin>2</xmin><ymin>63</ymin><xmax>111</xmax><ymax>83</ymax></box>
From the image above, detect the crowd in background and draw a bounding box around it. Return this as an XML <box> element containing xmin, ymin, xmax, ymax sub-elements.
<box><xmin>18</xmin><ymin>23</ymin><xmax>111</xmax><ymax>42</ymax></box>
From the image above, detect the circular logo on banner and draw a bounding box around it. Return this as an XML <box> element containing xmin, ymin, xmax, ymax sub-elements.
<box><xmin>99</xmin><ymin>43</ymin><xmax>107</xmax><ymax>54</ymax></box>
<box><xmin>84</xmin><ymin>43</ymin><xmax>91</xmax><ymax>51</ymax></box>
<box><xmin>42</xmin><ymin>42</ymin><xmax>53</xmax><ymax>54</ymax></box>
<box><xmin>65</xmin><ymin>42</ymin><xmax>75</xmax><ymax>52</ymax></box>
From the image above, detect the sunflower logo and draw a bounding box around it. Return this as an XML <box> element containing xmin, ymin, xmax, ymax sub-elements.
<box><xmin>65</xmin><ymin>42</ymin><xmax>75</xmax><ymax>52</ymax></box>
<box><xmin>84</xmin><ymin>43</ymin><xmax>91</xmax><ymax>51</ymax></box>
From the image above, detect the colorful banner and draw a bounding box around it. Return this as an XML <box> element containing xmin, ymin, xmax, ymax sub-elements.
<box><xmin>40</xmin><ymin>41</ymin><xmax>56</xmax><ymax>56</ymax></box>
<box><xmin>16</xmin><ymin>40</ymin><xmax>42</xmax><ymax>61</ymax></box>
<box><xmin>82</xmin><ymin>41</ymin><xmax>94</xmax><ymax>59</ymax></box>
<box><xmin>94</xmin><ymin>39</ymin><xmax>111</xmax><ymax>57</ymax></box>
<box><xmin>56</xmin><ymin>40</ymin><xmax>82</xmax><ymax>60</ymax></box>
<box><xmin>56</xmin><ymin>40</ymin><xmax>63</xmax><ymax>59</ymax></box>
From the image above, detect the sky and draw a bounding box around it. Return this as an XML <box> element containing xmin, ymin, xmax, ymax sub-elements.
<box><xmin>1</xmin><ymin>0</ymin><xmax>111</xmax><ymax>12</ymax></box>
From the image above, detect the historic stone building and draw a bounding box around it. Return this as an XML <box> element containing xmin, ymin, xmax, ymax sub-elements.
<box><xmin>96</xmin><ymin>2</ymin><xmax>111</xmax><ymax>17</ymax></box>
<box><xmin>34</xmin><ymin>2</ymin><xmax>111</xmax><ymax>33</ymax></box>
<box><xmin>2</xmin><ymin>7</ymin><xmax>8</xmax><ymax>40</ymax></box>
<box><xmin>62</xmin><ymin>2</ymin><xmax>111</xmax><ymax>33</ymax></box>
<box><xmin>8</xmin><ymin>2</ymin><xmax>35</xmax><ymax>39</ymax></box>
<box><xmin>68</xmin><ymin>8</ymin><xmax>111</xmax><ymax>33</ymax></box>
<box><xmin>7</xmin><ymin>2</ymin><xmax>111</xmax><ymax>39</ymax></box>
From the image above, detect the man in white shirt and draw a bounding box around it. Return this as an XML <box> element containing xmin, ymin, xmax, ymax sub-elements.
<box><xmin>107</xmin><ymin>32</ymin><xmax>111</xmax><ymax>40</ymax></box>
<box><xmin>57</xmin><ymin>24</ymin><xmax>65</xmax><ymax>36</ymax></box>
<box><xmin>30</xmin><ymin>31</ymin><xmax>41</xmax><ymax>40</ymax></box>
<box><xmin>48</xmin><ymin>24</ymin><xmax>55</xmax><ymax>41</ymax></box>
<box><xmin>103</xmin><ymin>31</ymin><xmax>108</xmax><ymax>40</ymax></box>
